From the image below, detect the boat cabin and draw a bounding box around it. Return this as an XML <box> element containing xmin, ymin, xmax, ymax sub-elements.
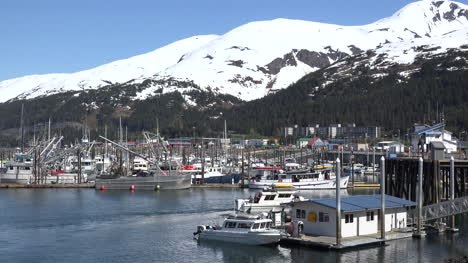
<box><xmin>250</xmin><ymin>190</ymin><xmax>296</xmax><ymax>204</ymax></box>
<box><xmin>222</xmin><ymin>217</ymin><xmax>273</xmax><ymax>232</ymax></box>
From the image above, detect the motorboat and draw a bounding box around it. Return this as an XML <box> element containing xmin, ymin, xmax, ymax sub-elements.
<box><xmin>193</xmin><ymin>214</ymin><xmax>282</xmax><ymax>245</ymax></box>
<box><xmin>236</xmin><ymin>186</ymin><xmax>305</xmax><ymax>213</ymax></box>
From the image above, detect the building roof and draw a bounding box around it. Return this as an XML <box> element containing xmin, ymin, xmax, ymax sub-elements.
<box><xmin>414</xmin><ymin>123</ymin><xmax>445</xmax><ymax>135</ymax></box>
<box><xmin>297</xmin><ymin>195</ymin><xmax>416</xmax><ymax>212</ymax></box>
<box><xmin>430</xmin><ymin>141</ymin><xmax>446</xmax><ymax>150</ymax></box>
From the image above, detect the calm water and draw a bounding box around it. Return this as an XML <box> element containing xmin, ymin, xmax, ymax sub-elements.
<box><xmin>0</xmin><ymin>188</ymin><xmax>467</xmax><ymax>263</ymax></box>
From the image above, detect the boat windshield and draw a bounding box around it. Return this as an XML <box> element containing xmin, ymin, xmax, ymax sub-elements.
<box><xmin>224</xmin><ymin>222</ymin><xmax>237</xmax><ymax>228</ymax></box>
<box><xmin>252</xmin><ymin>223</ymin><xmax>260</xmax><ymax>230</ymax></box>
<box><xmin>237</xmin><ymin>222</ymin><xmax>252</xmax><ymax>229</ymax></box>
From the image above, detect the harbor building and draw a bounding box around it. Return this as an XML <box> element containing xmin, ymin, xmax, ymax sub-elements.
<box><xmin>410</xmin><ymin>123</ymin><xmax>458</xmax><ymax>153</ymax></box>
<box><xmin>375</xmin><ymin>141</ymin><xmax>405</xmax><ymax>153</ymax></box>
<box><xmin>288</xmin><ymin>195</ymin><xmax>415</xmax><ymax>238</ymax></box>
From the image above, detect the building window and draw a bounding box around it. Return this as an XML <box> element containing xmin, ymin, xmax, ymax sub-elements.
<box><xmin>366</xmin><ymin>211</ymin><xmax>374</xmax><ymax>221</ymax></box>
<box><xmin>319</xmin><ymin>212</ymin><xmax>329</xmax><ymax>222</ymax></box>
<box><xmin>345</xmin><ymin>214</ymin><xmax>354</xmax><ymax>223</ymax></box>
<box><xmin>296</xmin><ymin>209</ymin><xmax>306</xmax><ymax>219</ymax></box>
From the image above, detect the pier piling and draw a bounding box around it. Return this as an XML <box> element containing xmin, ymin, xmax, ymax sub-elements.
<box><xmin>336</xmin><ymin>158</ymin><xmax>341</xmax><ymax>247</ymax></box>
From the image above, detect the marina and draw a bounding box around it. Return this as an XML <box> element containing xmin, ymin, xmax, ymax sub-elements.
<box><xmin>2</xmin><ymin>0</ymin><xmax>468</xmax><ymax>262</ymax></box>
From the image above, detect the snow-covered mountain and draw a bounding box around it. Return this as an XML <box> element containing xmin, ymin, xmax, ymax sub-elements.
<box><xmin>1</xmin><ymin>0</ymin><xmax>468</xmax><ymax>103</ymax></box>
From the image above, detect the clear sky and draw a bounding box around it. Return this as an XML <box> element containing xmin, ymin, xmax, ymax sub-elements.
<box><xmin>1</xmin><ymin>0</ymin><xmax>467</xmax><ymax>81</ymax></box>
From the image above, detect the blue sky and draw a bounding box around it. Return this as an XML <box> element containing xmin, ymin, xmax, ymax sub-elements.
<box><xmin>1</xmin><ymin>0</ymin><xmax>467</xmax><ymax>81</ymax></box>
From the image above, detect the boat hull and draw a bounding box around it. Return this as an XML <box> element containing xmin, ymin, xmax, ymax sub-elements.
<box><xmin>248</xmin><ymin>176</ymin><xmax>349</xmax><ymax>190</ymax></box>
<box><xmin>199</xmin><ymin>230</ymin><xmax>281</xmax><ymax>245</ymax></box>
<box><xmin>95</xmin><ymin>174</ymin><xmax>192</xmax><ymax>190</ymax></box>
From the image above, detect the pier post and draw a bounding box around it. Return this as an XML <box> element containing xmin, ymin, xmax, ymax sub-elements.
<box><xmin>336</xmin><ymin>158</ymin><xmax>341</xmax><ymax>247</ymax></box>
<box><xmin>415</xmin><ymin>157</ymin><xmax>424</xmax><ymax>237</ymax></box>
<box><xmin>380</xmin><ymin>156</ymin><xmax>385</xmax><ymax>240</ymax></box>
<box><xmin>449</xmin><ymin>156</ymin><xmax>457</xmax><ymax>232</ymax></box>
<box><xmin>241</xmin><ymin>149</ymin><xmax>245</xmax><ymax>187</ymax></box>
<box><xmin>373</xmin><ymin>148</ymin><xmax>376</xmax><ymax>182</ymax></box>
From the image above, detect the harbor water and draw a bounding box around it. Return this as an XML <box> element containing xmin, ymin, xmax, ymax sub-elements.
<box><xmin>0</xmin><ymin>188</ymin><xmax>467</xmax><ymax>262</ymax></box>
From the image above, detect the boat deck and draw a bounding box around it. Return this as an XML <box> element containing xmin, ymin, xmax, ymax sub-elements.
<box><xmin>280</xmin><ymin>230</ymin><xmax>413</xmax><ymax>250</ymax></box>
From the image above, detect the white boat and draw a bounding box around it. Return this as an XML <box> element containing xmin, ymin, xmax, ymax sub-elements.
<box><xmin>94</xmin><ymin>155</ymin><xmax>112</xmax><ymax>175</ymax></box>
<box><xmin>194</xmin><ymin>214</ymin><xmax>282</xmax><ymax>245</ymax></box>
<box><xmin>132</xmin><ymin>156</ymin><xmax>149</xmax><ymax>174</ymax></box>
<box><xmin>0</xmin><ymin>154</ymin><xmax>34</xmax><ymax>184</ymax></box>
<box><xmin>236</xmin><ymin>187</ymin><xmax>305</xmax><ymax>213</ymax></box>
<box><xmin>192</xmin><ymin>166</ymin><xmax>224</xmax><ymax>181</ymax></box>
<box><xmin>248</xmin><ymin>165</ymin><xmax>349</xmax><ymax>190</ymax></box>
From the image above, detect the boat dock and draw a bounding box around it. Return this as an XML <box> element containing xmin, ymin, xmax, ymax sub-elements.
<box><xmin>280</xmin><ymin>230</ymin><xmax>413</xmax><ymax>250</ymax></box>
<box><xmin>191</xmin><ymin>183</ymin><xmax>246</xmax><ymax>188</ymax></box>
<box><xmin>352</xmin><ymin>183</ymin><xmax>380</xmax><ymax>188</ymax></box>
<box><xmin>0</xmin><ymin>183</ymin><xmax>95</xmax><ymax>189</ymax></box>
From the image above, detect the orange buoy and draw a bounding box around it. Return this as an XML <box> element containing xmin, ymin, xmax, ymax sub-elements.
<box><xmin>130</xmin><ymin>185</ymin><xmax>135</xmax><ymax>190</ymax></box>
<box><xmin>100</xmin><ymin>185</ymin><xmax>105</xmax><ymax>190</ymax></box>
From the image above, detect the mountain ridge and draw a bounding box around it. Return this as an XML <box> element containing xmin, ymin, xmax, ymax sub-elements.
<box><xmin>1</xmin><ymin>0</ymin><xmax>468</xmax><ymax>103</ymax></box>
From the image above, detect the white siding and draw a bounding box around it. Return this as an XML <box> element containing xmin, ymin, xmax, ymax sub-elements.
<box><xmin>341</xmin><ymin>212</ymin><xmax>357</xmax><ymax>237</ymax></box>
<box><xmin>292</xmin><ymin>203</ymin><xmax>336</xmax><ymax>237</ymax></box>
<box><xmin>357</xmin><ymin>210</ymin><xmax>378</xmax><ymax>236</ymax></box>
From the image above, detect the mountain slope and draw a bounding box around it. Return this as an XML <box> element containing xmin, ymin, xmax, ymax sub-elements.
<box><xmin>1</xmin><ymin>0</ymin><xmax>468</xmax><ymax>103</ymax></box>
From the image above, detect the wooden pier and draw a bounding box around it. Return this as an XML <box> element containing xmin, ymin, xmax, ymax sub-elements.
<box><xmin>385</xmin><ymin>158</ymin><xmax>468</xmax><ymax>205</ymax></box>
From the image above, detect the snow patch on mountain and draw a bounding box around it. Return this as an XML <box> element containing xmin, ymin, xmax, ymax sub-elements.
<box><xmin>1</xmin><ymin>0</ymin><xmax>468</xmax><ymax>103</ymax></box>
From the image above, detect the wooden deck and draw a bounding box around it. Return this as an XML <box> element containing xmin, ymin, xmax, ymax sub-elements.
<box><xmin>280</xmin><ymin>230</ymin><xmax>413</xmax><ymax>250</ymax></box>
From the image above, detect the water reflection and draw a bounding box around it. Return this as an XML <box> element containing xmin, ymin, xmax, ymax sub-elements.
<box><xmin>198</xmin><ymin>241</ymin><xmax>291</xmax><ymax>263</ymax></box>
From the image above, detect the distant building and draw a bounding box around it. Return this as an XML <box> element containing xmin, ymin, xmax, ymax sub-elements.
<box><xmin>296</xmin><ymin>138</ymin><xmax>312</xmax><ymax>148</ymax></box>
<box><xmin>306</xmin><ymin>137</ymin><xmax>328</xmax><ymax>148</ymax></box>
<box><xmin>350</xmin><ymin>143</ymin><xmax>369</xmax><ymax>151</ymax></box>
<box><xmin>281</xmin><ymin>124</ymin><xmax>381</xmax><ymax>139</ymax></box>
<box><xmin>375</xmin><ymin>141</ymin><xmax>405</xmax><ymax>153</ymax></box>
<box><xmin>240</xmin><ymin>139</ymin><xmax>268</xmax><ymax>147</ymax></box>
<box><xmin>410</xmin><ymin>123</ymin><xmax>457</xmax><ymax>153</ymax></box>
<box><xmin>167</xmin><ymin>138</ymin><xmax>192</xmax><ymax>148</ymax></box>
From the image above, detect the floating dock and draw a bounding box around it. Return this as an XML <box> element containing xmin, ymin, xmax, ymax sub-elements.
<box><xmin>280</xmin><ymin>230</ymin><xmax>413</xmax><ymax>250</ymax></box>
<box><xmin>0</xmin><ymin>183</ymin><xmax>95</xmax><ymax>188</ymax></box>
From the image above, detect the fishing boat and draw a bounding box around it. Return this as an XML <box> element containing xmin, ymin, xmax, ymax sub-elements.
<box><xmin>0</xmin><ymin>154</ymin><xmax>34</xmax><ymax>184</ymax></box>
<box><xmin>193</xmin><ymin>214</ymin><xmax>282</xmax><ymax>245</ymax></box>
<box><xmin>248</xmin><ymin>164</ymin><xmax>349</xmax><ymax>189</ymax></box>
<box><xmin>95</xmin><ymin>135</ymin><xmax>191</xmax><ymax>190</ymax></box>
<box><xmin>95</xmin><ymin>171</ymin><xmax>191</xmax><ymax>190</ymax></box>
